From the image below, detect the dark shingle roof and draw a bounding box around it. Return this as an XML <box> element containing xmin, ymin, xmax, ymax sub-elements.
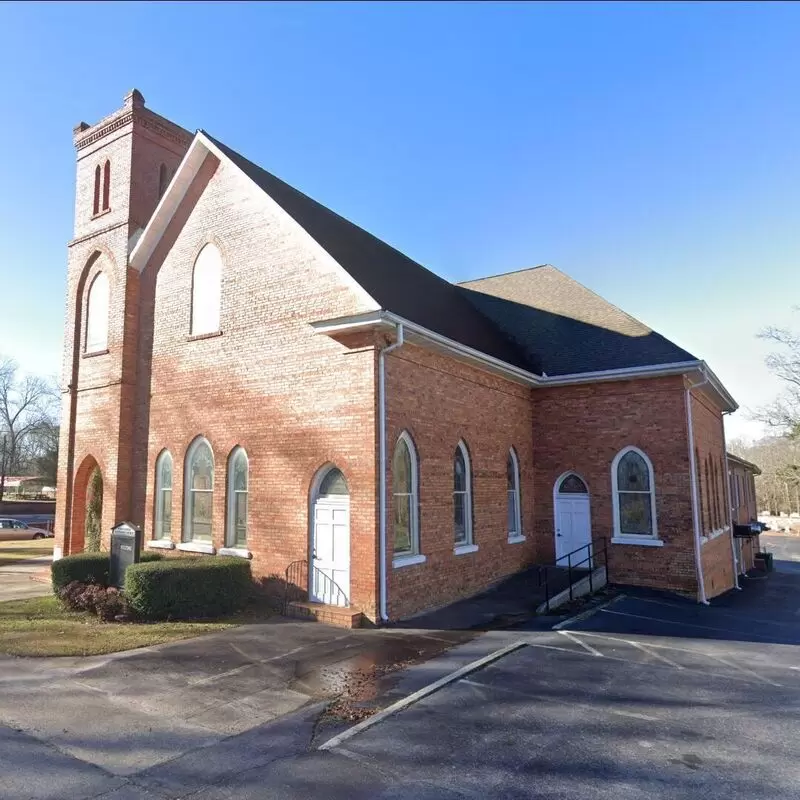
<box><xmin>204</xmin><ymin>133</ymin><xmax>532</xmax><ymax>372</ymax></box>
<box><xmin>459</xmin><ymin>266</ymin><xmax>697</xmax><ymax>376</ymax></box>
<box><xmin>206</xmin><ymin>133</ymin><xmax>696</xmax><ymax>379</ymax></box>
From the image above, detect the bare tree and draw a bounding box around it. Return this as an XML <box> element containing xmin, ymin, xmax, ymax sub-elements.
<box><xmin>755</xmin><ymin>312</ymin><xmax>800</xmax><ymax>439</ymax></box>
<box><xmin>0</xmin><ymin>357</ymin><xmax>60</xmax><ymax>490</ymax></box>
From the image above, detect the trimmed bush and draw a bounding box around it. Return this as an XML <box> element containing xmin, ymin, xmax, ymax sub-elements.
<box><xmin>52</xmin><ymin>551</ymin><xmax>164</xmax><ymax>593</ymax></box>
<box><xmin>57</xmin><ymin>581</ymin><xmax>128</xmax><ymax>621</ymax></box>
<box><xmin>125</xmin><ymin>557</ymin><xmax>252</xmax><ymax>620</ymax></box>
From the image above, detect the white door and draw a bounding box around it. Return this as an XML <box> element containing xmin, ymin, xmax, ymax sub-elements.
<box><xmin>554</xmin><ymin>474</ymin><xmax>592</xmax><ymax>566</ymax></box>
<box><xmin>311</xmin><ymin>499</ymin><xmax>350</xmax><ymax>606</ymax></box>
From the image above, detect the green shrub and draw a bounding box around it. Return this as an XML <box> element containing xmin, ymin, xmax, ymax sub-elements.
<box><xmin>52</xmin><ymin>553</ymin><xmax>110</xmax><ymax>592</ymax></box>
<box><xmin>52</xmin><ymin>551</ymin><xmax>163</xmax><ymax>593</ymax></box>
<box><xmin>125</xmin><ymin>557</ymin><xmax>252</xmax><ymax>620</ymax></box>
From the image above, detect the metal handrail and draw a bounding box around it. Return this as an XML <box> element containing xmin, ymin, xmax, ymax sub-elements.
<box><xmin>283</xmin><ymin>558</ymin><xmax>350</xmax><ymax>614</ymax></box>
<box><xmin>538</xmin><ymin>537</ymin><xmax>609</xmax><ymax>613</ymax></box>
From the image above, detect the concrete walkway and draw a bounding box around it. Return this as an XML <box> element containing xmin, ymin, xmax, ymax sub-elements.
<box><xmin>0</xmin><ymin>556</ymin><xmax>52</xmax><ymax>602</ymax></box>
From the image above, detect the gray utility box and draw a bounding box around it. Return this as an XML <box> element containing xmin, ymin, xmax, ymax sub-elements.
<box><xmin>110</xmin><ymin>522</ymin><xmax>142</xmax><ymax>589</ymax></box>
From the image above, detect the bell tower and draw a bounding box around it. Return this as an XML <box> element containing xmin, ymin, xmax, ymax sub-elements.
<box><xmin>54</xmin><ymin>91</ymin><xmax>193</xmax><ymax>557</ymax></box>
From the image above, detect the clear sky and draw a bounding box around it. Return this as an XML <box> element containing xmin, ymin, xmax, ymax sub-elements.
<box><xmin>0</xmin><ymin>2</ymin><xmax>797</xmax><ymax>440</ymax></box>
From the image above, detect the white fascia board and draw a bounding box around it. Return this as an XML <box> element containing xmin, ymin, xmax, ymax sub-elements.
<box><xmin>195</xmin><ymin>132</ymin><xmax>380</xmax><ymax>314</ymax></box>
<box><xmin>310</xmin><ymin>310</ymin><xmax>393</xmax><ymax>334</ymax></box>
<box><xmin>129</xmin><ymin>135</ymin><xmax>208</xmax><ymax>272</ymax></box>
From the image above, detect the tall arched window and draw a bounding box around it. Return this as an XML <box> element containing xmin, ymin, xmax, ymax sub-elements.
<box><xmin>612</xmin><ymin>447</ymin><xmax>658</xmax><ymax>541</ymax></box>
<box><xmin>154</xmin><ymin>450</ymin><xmax>173</xmax><ymax>540</ymax></box>
<box><xmin>393</xmin><ymin>432</ymin><xmax>419</xmax><ymax>558</ymax></box>
<box><xmin>85</xmin><ymin>272</ymin><xmax>110</xmax><ymax>353</ymax></box>
<box><xmin>453</xmin><ymin>441</ymin><xmax>473</xmax><ymax>548</ymax></box>
<box><xmin>191</xmin><ymin>243</ymin><xmax>222</xmax><ymax>335</ymax></box>
<box><xmin>184</xmin><ymin>437</ymin><xmax>214</xmax><ymax>542</ymax></box>
<box><xmin>507</xmin><ymin>448</ymin><xmax>523</xmax><ymax>541</ymax></box>
<box><xmin>226</xmin><ymin>447</ymin><xmax>249</xmax><ymax>548</ymax></box>
<box><xmin>158</xmin><ymin>163</ymin><xmax>169</xmax><ymax>198</ymax></box>
<box><xmin>93</xmin><ymin>165</ymin><xmax>101</xmax><ymax>216</ymax></box>
<box><xmin>102</xmin><ymin>160</ymin><xmax>111</xmax><ymax>211</ymax></box>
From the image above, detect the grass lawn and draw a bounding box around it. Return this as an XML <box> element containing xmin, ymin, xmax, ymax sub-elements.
<box><xmin>0</xmin><ymin>538</ymin><xmax>54</xmax><ymax>566</ymax></box>
<box><xmin>0</xmin><ymin>594</ymin><xmax>274</xmax><ymax>658</ymax></box>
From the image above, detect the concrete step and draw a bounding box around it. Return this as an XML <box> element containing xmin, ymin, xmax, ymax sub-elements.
<box><xmin>286</xmin><ymin>600</ymin><xmax>364</xmax><ymax>629</ymax></box>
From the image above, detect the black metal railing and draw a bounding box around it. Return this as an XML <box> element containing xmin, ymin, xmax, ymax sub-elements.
<box><xmin>282</xmin><ymin>559</ymin><xmax>350</xmax><ymax>615</ymax></box>
<box><xmin>537</xmin><ymin>537</ymin><xmax>609</xmax><ymax>613</ymax></box>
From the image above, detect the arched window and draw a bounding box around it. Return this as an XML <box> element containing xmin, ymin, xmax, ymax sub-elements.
<box><xmin>393</xmin><ymin>432</ymin><xmax>419</xmax><ymax>557</ymax></box>
<box><xmin>158</xmin><ymin>163</ymin><xmax>169</xmax><ymax>198</ymax></box>
<box><xmin>93</xmin><ymin>165</ymin><xmax>101</xmax><ymax>216</ymax></box>
<box><xmin>190</xmin><ymin>243</ymin><xmax>222</xmax><ymax>335</ymax></box>
<box><xmin>154</xmin><ymin>451</ymin><xmax>173</xmax><ymax>540</ymax></box>
<box><xmin>85</xmin><ymin>272</ymin><xmax>110</xmax><ymax>353</ymax></box>
<box><xmin>102</xmin><ymin>160</ymin><xmax>111</xmax><ymax>211</ymax></box>
<box><xmin>507</xmin><ymin>448</ymin><xmax>523</xmax><ymax>541</ymax></box>
<box><xmin>226</xmin><ymin>447</ymin><xmax>249</xmax><ymax>548</ymax></box>
<box><xmin>184</xmin><ymin>437</ymin><xmax>214</xmax><ymax>542</ymax></box>
<box><xmin>453</xmin><ymin>441</ymin><xmax>473</xmax><ymax>548</ymax></box>
<box><xmin>612</xmin><ymin>447</ymin><xmax>658</xmax><ymax>540</ymax></box>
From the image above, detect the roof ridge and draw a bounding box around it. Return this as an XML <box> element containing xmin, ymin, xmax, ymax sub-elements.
<box><xmin>458</xmin><ymin>263</ymin><xmax>551</xmax><ymax>285</ymax></box>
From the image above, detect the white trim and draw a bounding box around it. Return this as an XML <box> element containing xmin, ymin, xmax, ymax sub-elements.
<box><xmin>686</xmin><ymin>381</ymin><xmax>709</xmax><ymax>604</ymax></box>
<box><xmin>177</xmin><ymin>541</ymin><xmax>215</xmax><ymax>554</ymax></box>
<box><xmin>722</xmin><ymin>411</ymin><xmax>742</xmax><ymax>585</ymax></box>
<box><xmin>552</xmin><ymin>471</ymin><xmax>591</xmax><ymax>563</ymax></box>
<box><xmin>378</xmin><ymin>325</ymin><xmax>405</xmax><ymax>622</ymax></box>
<box><xmin>146</xmin><ymin>539</ymin><xmax>175</xmax><ymax>550</ymax></box>
<box><xmin>507</xmin><ymin>534</ymin><xmax>527</xmax><ymax>545</ymax></box>
<box><xmin>183</xmin><ymin>435</ymin><xmax>214</xmax><ymax>544</ymax></box>
<box><xmin>611</xmin><ymin>446</ymin><xmax>659</xmax><ymax>541</ymax></box>
<box><xmin>454</xmin><ymin>440</ymin><xmax>474</xmax><ymax>547</ymax></box>
<box><xmin>507</xmin><ymin>447</ymin><xmax>523</xmax><ymax>540</ymax></box>
<box><xmin>225</xmin><ymin>446</ymin><xmax>249</xmax><ymax>549</ymax></box>
<box><xmin>454</xmin><ymin>543</ymin><xmax>479</xmax><ymax>556</ymax></box>
<box><xmin>392</xmin><ymin>553</ymin><xmax>427</xmax><ymax>568</ymax></box>
<box><xmin>611</xmin><ymin>536</ymin><xmax>665</xmax><ymax>548</ymax></box>
<box><xmin>391</xmin><ymin>430</ymin><xmax>420</xmax><ymax>560</ymax></box>
<box><xmin>218</xmin><ymin>547</ymin><xmax>252</xmax><ymax>559</ymax></box>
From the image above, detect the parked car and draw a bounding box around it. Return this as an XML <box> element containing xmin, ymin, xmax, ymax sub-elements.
<box><xmin>0</xmin><ymin>518</ymin><xmax>54</xmax><ymax>541</ymax></box>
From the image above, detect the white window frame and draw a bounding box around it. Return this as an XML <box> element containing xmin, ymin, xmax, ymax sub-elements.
<box><xmin>182</xmin><ymin>436</ymin><xmax>215</xmax><ymax>545</ymax></box>
<box><xmin>392</xmin><ymin>431</ymin><xmax>425</xmax><ymax>567</ymax></box>
<box><xmin>153</xmin><ymin>450</ymin><xmax>173</xmax><ymax>541</ymax></box>
<box><xmin>85</xmin><ymin>271</ymin><xmax>110</xmax><ymax>353</ymax></box>
<box><xmin>190</xmin><ymin>243</ymin><xmax>222</xmax><ymax>336</ymax></box>
<box><xmin>225</xmin><ymin>446</ymin><xmax>249</xmax><ymax>550</ymax></box>
<box><xmin>611</xmin><ymin>446</ymin><xmax>661</xmax><ymax>546</ymax></box>
<box><xmin>454</xmin><ymin>440</ymin><xmax>476</xmax><ymax>554</ymax></box>
<box><xmin>507</xmin><ymin>448</ymin><xmax>525</xmax><ymax>543</ymax></box>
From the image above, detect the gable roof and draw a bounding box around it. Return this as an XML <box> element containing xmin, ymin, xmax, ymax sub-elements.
<box><xmin>202</xmin><ymin>133</ymin><xmax>533</xmax><ymax>372</ymax></box>
<box><xmin>459</xmin><ymin>266</ymin><xmax>697</xmax><ymax>377</ymax></box>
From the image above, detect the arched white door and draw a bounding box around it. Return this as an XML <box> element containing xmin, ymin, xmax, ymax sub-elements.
<box><xmin>554</xmin><ymin>473</ymin><xmax>592</xmax><ymax>564</ymax></box>
<box><xmin>310</xmin><ymin>466</ymin><xmax>350</xmax><ymax>606</ymax></box>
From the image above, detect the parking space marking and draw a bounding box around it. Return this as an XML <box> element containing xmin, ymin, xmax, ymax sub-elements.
<box><xmin>624</xmin><ymin>639</ymin><xmax>685</xmax><ymax>670</ymax></box>
<box><xmin>557</xmin><ymin>630</ymin><xmax>603</xmax><ymax>657</ymax></box>
<box><xmin>705</xmin><ymin>653</ymin><xmax>782</xmax><ymax>687</ymax></box>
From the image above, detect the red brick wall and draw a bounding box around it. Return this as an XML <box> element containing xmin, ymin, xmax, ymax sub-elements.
<box><xmin>729</xmin><ymin>460</ymin><xmax>759</xmax><ymax>572</ymax></box>
<box><xmin>385</xmin><ymin>345</ymin><xmax>536</xmax><ymax>620</ymax></box>
<box><xmin>133</xmin><ymin>152</ymin><xmax>381</xmax><ymax>617</ymax></box>
<box><xmin>533</xmin><ymin>376</ymin><xmax>699</xmax><ymax>596</ymax></box>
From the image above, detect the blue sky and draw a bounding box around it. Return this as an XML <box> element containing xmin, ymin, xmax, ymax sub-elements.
<box><xmin>0</xmin><ymin>2</ymin><xmax>797</xmax><ymax>440</ymax></box>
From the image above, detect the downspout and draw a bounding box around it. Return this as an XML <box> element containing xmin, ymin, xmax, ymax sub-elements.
<box><xmin>685</xmin><ymin>374</ymin><xmax>710</xmax><ymax>605</ymax></box>
<box><xmin>721</xmin><ymin>412</ymin><xmax>742</xmax><ymax>589</ymax></box>
<box><xmin>378</xmin><ymin>323</ymin><xmax>404</xmax><ymax>622</ymax></box>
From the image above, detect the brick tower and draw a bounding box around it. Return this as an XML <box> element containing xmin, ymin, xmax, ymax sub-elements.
<box><xmin>54</xmin><ymin>90</ymin><xmax>192</xmax><ymax>557</ymax></box>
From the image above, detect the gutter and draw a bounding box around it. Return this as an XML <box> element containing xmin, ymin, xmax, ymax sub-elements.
<box><xmin>685</xmin><ymin>374</ymin><xmax>710</xmax><ymax>605</ymax></box>
<box><xmin>378</xmin><ymin>323</ymin><xmax>404</xmax><ymax>622</ymax></box>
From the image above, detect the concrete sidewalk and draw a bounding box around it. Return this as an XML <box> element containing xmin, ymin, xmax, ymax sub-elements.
<box><xmin>0</xmin><ymin>556</ymin><xmax>52</xmax><ymax>602</ymax></box>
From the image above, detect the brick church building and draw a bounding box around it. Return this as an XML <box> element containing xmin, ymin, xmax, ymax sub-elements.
<box><xmin>54</xmin><ymin>90</ymin><xmax>756</xmax><ymax>623</ymax></box>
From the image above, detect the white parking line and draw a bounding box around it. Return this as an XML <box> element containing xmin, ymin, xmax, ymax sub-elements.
<box><xmin>558</xmin><ymin>630</ymin><xmax>603</xmax><ymax>657</ymax></box>
<box><xmin>624</xmin><ymin>639</ymin><xmax>685</xmax><ymax>670</ymax></box>
<box><xmin>705</xmin><ymin>653</ymin><xmax>783</xmax><ymax>688</ymax></box>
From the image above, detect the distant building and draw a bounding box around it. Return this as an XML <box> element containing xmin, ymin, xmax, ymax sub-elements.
<box><xmin>55</xmin><ymin>90</ymin><xmax>747</xmax><ymax>623</ymax></box>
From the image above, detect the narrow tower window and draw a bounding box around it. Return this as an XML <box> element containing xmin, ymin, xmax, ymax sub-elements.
<box><xmin>102</xmin><ymin>160</ymin><xmax>111</xmax><ymax>211</ymax></box>
<box><xmin>93</xmin><ymin>165</ymin><xmax>101</xmax><ymax>216</ymax></box>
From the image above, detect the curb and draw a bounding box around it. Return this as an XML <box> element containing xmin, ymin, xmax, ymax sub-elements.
<box><xmin>318</xmin><ymin>639</ymin><xmax>527</xmax><ymax>751</ymax></box>
<box><xmin>552</xmin><ymin>593</ymin><xmax>625</xmax><ymax>631</ymax></box>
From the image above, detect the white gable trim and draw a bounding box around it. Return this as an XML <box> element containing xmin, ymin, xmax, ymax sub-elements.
<box><xmin>128</xmin><ymin>132</ymin><xmax>380</xmax><ymax>313</ymax></box>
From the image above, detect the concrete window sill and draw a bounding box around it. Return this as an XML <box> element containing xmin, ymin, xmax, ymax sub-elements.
<box><xmin>454</xmin><ymin>543</ymin><xmax>479</xmax><ymax>556</ymax></box>
<box><xmin>82</xmin><ymin>348</ymin><xmax>110</xmax><ymax>359</ymax></box>
<box><xmin>146</xmin><ymin>540</ymin><xmax>175</xmax><ymax>550</ymax></box>
<box><xmin>187</xmin><ymin>330</ymin><xmax>223</xmax><ymax>342</ymax></box>
<box><xmin>218</xmin><ymin>547</ymin><xmax>252</xmax><ymax>559</ymax></box>
<box><xmin>177</xmin><ymin>541</ymin><xmax>215</xmax><ymax>555</ymax></box>
<box><xmin>393</xmin><ymin>553</ymin><xmax>427</xmax><ymax>569</ymax></box>
<box><xmin>611</xmin><ymin>536</ymin><xmax>664</xmax><ymax>548</ymax></box>
<box><xmin>507</xmin><ymin>535</ymin><xmax>527</xmax><ymax>545</ymax></box>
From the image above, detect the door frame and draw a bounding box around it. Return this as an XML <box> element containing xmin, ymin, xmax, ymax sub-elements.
<box><xmin>552</xmin><ymin>471</ymin><xmax>592</xmax><ymax>564</ymax></box>
<box><xmin>309</xmin><ymin>464</ymin><xmax>351</xmax><ymax>605</ymax></box>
